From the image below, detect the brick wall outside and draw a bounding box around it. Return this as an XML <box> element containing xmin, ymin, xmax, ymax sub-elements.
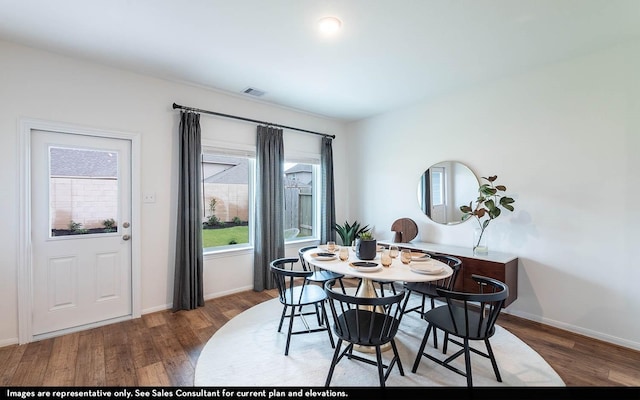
<box><xmin>50</xmin><ymin>177</ymin><xmax>118</xmax><ymax>230</ymax></box>
<box><xmin>203</xmin><ymin>183</ymin><xmax>249</xmax><ymax>222</ymax></box>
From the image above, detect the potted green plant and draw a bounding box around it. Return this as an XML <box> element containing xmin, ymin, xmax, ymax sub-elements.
<box><xmin>355</xmin><ymin>231</ymin><xmax>377</xmax><ymax>261</ymax></box>
<box><xmin>460</xmin><ymin>175</ymin><xmax>516</xmax><ymax>255</ymax></box>
<box><xmin>334</xmin><ymin>220</ymin><xmax>370</xmax><ymax>246</ymax></box>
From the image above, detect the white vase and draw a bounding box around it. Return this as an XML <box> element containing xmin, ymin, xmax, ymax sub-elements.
<box><xmin>473</xmin><ymin>228</ymin><xmax>489</xmax><ymax>255</ymax></box>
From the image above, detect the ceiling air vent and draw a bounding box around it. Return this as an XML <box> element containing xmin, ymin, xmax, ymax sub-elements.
<box><xmin>242</xmin><ymin>87</ymin><xmax>266</xmax><ymax>97</ymax></box>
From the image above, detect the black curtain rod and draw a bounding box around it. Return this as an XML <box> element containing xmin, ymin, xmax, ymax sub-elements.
<box><xmin>172</xmin><ymin>103</ymin><xmax>335</xmax><ymax>139</ymax></box>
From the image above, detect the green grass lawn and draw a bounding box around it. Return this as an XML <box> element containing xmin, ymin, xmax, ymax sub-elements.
<box><xmin>202</xmin><ymin>226</ymin><xmax>249</xmax><ymax>247</ymax></box>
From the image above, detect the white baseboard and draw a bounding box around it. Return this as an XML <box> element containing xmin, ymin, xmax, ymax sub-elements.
<box><xmin>504</xmin><ymin>308</ymin><xmax>640</xmax><ymax>352</ymax></box>
<box><xmin>141</xmin><ymin>285</ymin><xmax>255</xmax><ymax>316</ymax></box>
<box><xmin>0</xmin><ymin>337</ymin><xmax>19</xmax><ymax>347</ymax></box>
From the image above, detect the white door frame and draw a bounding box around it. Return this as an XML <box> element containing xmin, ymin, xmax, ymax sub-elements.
<box><xmin>18</xmin><ymin>117</ymin><xmax>141</xmax><ymax>344</ymax></box>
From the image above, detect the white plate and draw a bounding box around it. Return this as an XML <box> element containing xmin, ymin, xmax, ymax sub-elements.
<box><xmin>411</xmin><ymin>252</ymin><xmax>431</xmax><ymax>261</ymax></box>
<box><xmin>349</xmin><ymin>262</ymin><xmax>382</xmax><ymax>272</ymax></box>
<box><xmin>410</xmin><ymin>263</ymin><xmax>444</xmax><ymax>275</ymax></box>
<box><xmin>311</xmin><ymin>252</ymin><xmax>337</xmax><ymax>261</ymax></box>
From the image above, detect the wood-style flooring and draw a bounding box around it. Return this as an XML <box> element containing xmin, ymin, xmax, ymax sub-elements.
<box><xmin>0</xmin><ymin>278</ymin><xmax>638</xmax><ymax>387</ymax></box>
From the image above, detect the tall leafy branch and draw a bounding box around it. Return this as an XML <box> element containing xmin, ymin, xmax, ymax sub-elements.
<box><xmin>460</xmin><ymin>175</ymin><xmax>516</xmax><ymax>252</ymax></box>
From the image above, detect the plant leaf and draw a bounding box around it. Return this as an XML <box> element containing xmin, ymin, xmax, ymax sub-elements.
<box><xmin>485</xmin><ymin>175</ymin><xmax>498</xmax><ymax>182</ymax></box>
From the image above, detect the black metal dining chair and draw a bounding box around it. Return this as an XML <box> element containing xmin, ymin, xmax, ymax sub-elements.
<box><xmin>270</xmin><ymin>258</ymin><xmax>335</xmax><ymax>355</ymax></box>
<box><xmin>401</xmin><ymin>253</ymin><xmax>462</xmax><ymax>348</ymax></box>
<box><xmin>411</xmin><ymin>274</ymin><xmax>509</xmax><ymax>387</ymax></box>
<box><xmin>324</xmin><ymin>279</ymin><xmax>406</xmax><ymax>387</ymax></box>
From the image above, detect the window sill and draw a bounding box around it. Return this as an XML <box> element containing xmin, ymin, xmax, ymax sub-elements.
<box><xmin>202</xmin><ymin>238</ymin><xmax>320</xmax><ymax>259</ymax></box>
<box><xmin>203</xmin><ymin>244</ymin><xmax>253</xmax><ymax>259</ymax></box>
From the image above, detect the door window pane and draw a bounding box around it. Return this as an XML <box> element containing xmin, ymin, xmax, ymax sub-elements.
<box><xmin>49</xmin><ymin>147</ymin><xmax>119</xmax><ymax>237</ymax></box>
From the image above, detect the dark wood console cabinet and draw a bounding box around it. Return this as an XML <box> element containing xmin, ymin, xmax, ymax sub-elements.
<box><xmin>380</xmin><ymin>241</ymin><xmax>518</xmax><ymax>307</ymax></box>
<box><xmin>450</xmin><ymin>254</ymin><xmax>518</xmax><ymax>307</ymax></box>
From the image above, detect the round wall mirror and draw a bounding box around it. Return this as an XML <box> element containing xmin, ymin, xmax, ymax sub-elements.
<box><xmin>417</xmin><ymin>161</ymin><xmax>479</xmax><ymax>225</ymax></box>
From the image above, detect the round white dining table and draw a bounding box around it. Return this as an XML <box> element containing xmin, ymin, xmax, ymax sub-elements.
<box><xmin>303</xmin><ymin>246</ymin><xmax>453</xmax><ymax>298</ymax></box>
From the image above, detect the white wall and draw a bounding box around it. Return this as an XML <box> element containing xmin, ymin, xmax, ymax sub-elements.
<box><xmin>347</xmin><ymin>40</ymin><xmax>640</xmax><ymax>350</ymax></box>
<box><xmin>0</xmin><ymin>40</ymin><xmax>348</xmax><ymax>345</ymax></box>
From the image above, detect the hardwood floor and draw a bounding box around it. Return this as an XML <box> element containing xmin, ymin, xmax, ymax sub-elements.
<box><xmin>1</xmin><ymin>278</ymin><xmax>638</xmax><ymax>387</ymax></box>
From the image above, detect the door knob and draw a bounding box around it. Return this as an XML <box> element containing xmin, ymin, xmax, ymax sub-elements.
<box><xmin>122</xmin><ymin>222</ymin><xmax>130</xmax><ymax>228</ymax></box>
<box><xmin>122</xmin><ymin>234</ymin><xmax>131</xmax><ymax>241</ymax></box>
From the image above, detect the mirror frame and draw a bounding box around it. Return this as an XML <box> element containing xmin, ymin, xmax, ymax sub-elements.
<box><xmin>418</xmin><ymin>161</ymin><xmax>479</xmax><ymax>225</ymax></box>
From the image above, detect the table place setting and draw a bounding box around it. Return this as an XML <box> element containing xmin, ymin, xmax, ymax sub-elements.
<box><xmin>409</xmin><ymin>261</ymin><xmax>445</xmax><ymax>275</ymax></box>
<box><xmin>310</xmin><ymin>251</ymin><xmax>338</xmax><ymax>261</ymax></box>
<box><xmin>348</xmin><ymin>261</ymin><xmax>382</xmax><ymax>272</ymax></box>
<box><xmin>410</xmin><ymin>252</ymin><xmax>431</xmax><ymax>261</ymax></box>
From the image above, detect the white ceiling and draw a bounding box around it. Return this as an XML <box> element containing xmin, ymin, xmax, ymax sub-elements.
<box><xmin>1</xmin><ymin>0</ymin><xmax>639</xmax><ymax>121</ymax></box>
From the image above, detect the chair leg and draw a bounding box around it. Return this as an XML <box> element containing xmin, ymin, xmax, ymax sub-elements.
<box><xmin>375</xmin><ymin>346</ymin><xmax>385</xmax><ymax>387</ymax></box>
<box><xmin>463</xmin><ymin>338</ymin><xmax>473</xmax><ymax>387</ymax></box>
<box><xmin>400</xmin><ymin>289</ymin><xmax>412</xmax><ymax>317</ymax></box>
<box><xmin>325</xmin><ymin>339</ymin><xmax>343</xmax><ymax>387</ymax></box>
<box><xmin>430</xmin><ymin>298</ymin><xmax>438</xmax><ymax>349</ymax></box>
<box><xmin>278</xmin><ymin>304</ymin><xmax>287</xmax><ymax>332</ymax></box>
<box><xmin>321</xmin><ymin>302</ymin><xmax>335</xmax><ymax>348</ymax></box>
<box><xmin>284</xmin><ymin>305</ymin><xmax>297</xmax><ymax>356</ymax></box>
<box><xmin>412</xmin><ymin>324</ymin><xmax>433</xmax><ymax>373</ymax></box>
<box><xmin>390</xmin><ymin>339</ymin><xmax>404</xmax><ymax>376</ymax></box>
<box><xmin>443</xmin><ymin>332</ymin><xmax>449</xmax><ymax>354</ymax></box>
<box><xmin>485</xmin><ymin>339</ymin><xmax>502</xmax><ymax>382</ymax></box>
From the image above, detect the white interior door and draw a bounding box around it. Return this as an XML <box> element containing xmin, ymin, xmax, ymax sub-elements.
<box><xmin>30</xmin><ymin>129</ymin><xmax>132</xmax><ymax>338</ymax></box>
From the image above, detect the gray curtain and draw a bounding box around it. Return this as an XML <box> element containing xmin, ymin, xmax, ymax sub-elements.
<box><xmin>173</xmin><ymin>111</ymin><xmax>205</xmax><ymax>311</ymax></box>
<box><xmin>253</xmin><ymin>125</ymin><xmax>285</xmax><ymax>291</ymax></box>
<box><xmin>320</xmin><ymin>136</ymin><xmax>336</xmax><ymax>243</ymax></box>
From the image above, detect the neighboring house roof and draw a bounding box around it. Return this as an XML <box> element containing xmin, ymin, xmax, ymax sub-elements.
<box><xmin>50</xmin><ymin>147</ymin><xmax>118</xmax><ymax>177</ymax></box>
<box><xmin>285</xmin><ymin>164</ymin><xmax>312</xmax><ymax>174</ymax></box>
<box><xmin>204</xmin><ymin>158</ymin><xmax>248</xmax><ymax>184</ymax></box>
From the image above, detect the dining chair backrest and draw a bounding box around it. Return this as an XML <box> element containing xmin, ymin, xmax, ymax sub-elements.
<box><xmin>401</xmin><ymin>253</ymin><xmax>462</xmax><ymax>323</ymax></box>
<box><xmin>324</xmin><ymin>280</ymin><xmax>405</xmax><ymax>347</ymax></box>
<box><xmin>270</xmin><ymin>258</ymin><xmax>312</xmax><ymax>305</ymax></box>
<box><xmin>436</xmin><ymin>274</ymin><xmax>508</xmax><ymax>340</ymax></box>
<box><xmin>428</xmin><ymin>253</ymin><xmax>462</xmax><ymax>291</ymax></box>
<box><xmin>298</xmin><ymin>246</ymin><xmax>316</xmax><ymax>272</ymax></box>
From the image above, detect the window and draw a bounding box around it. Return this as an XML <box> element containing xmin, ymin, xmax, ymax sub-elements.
<box><xmin>200</xmin><ymin>153</ymin><xmax>319</xmax><ymax>253</ymax></box>
<box><xmin>201</xmin><ymin>153</ymin><xmax>252</xmax><ymax>251</ymax></box>
<box><xmin>49</xmin><ymin>146</ymin><xmax>119</xmax><ymax>237</ymax></box>
<box><xmin>284</xmin><ymin>162</ymin><xmax>318</xmax><ymax>241</ymax></box>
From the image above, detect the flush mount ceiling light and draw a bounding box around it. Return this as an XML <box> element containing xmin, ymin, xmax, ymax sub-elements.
<box><xmin>318</xmin><ymin>16</ymin><xmax>342</xmax><ymax>35</ymax></box>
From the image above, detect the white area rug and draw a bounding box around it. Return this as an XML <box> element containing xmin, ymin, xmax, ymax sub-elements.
<box><xmin>195</xmin><ymin>295</ymin><xmax>564</xmax><ymax>387</ymax></box>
